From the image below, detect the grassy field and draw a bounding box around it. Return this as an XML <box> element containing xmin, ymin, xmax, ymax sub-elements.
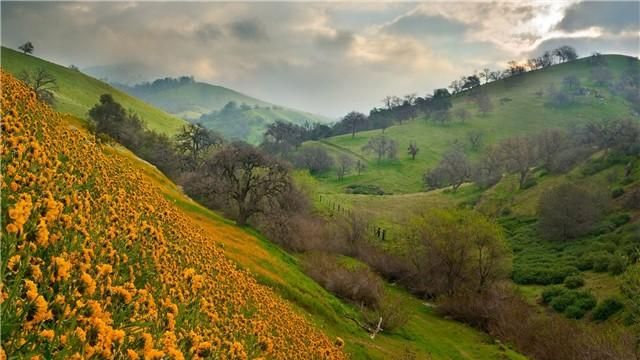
<box><xmin>111</xmin><ymin>121</ymin><xmax>526</xmax><ymax>359</ymax></box>
<box><xmin>1</xmin><ymin>47</ymin><xmax>186</xmax><ymax>134</ymax></box>
<box><xmin>305</xmin><ymin>55</ymin><xmax>638</xmax><ymax>194</ymax></box>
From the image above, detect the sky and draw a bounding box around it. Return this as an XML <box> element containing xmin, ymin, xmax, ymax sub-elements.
<box><xmin>2</xmin><ymin>1</ymin><xmax>639</xmax><ymax>118</ymax></box>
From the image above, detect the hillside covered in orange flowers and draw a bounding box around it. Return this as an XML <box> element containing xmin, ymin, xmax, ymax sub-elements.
<box><xmin>0</xmin><ymin>71</ymin><xmax>345</xmax><ymax>359</ymax></box>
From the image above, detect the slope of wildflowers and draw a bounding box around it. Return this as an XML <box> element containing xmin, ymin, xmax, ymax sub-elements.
<box><xmin>0</xmin><ymin>71</ymin><xmax>344</xmax><ymax>359</ymax></box>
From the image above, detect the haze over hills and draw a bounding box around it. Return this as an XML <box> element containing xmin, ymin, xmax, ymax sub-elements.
<box><xmin>112</xmin><ymin>76</ymin><xmax>332</xmax><ymax>144</ymax></box>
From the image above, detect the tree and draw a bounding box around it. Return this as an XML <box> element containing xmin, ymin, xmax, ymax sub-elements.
<box><xmin>584</xmin><ymin>119</ymin><xmax>640</xmax><ymax>157</ymax></box>
<box><xmin>535</xmin><ymin>129</ymin><xmax>568</xmax><ymax>170</ymax></box>
<box><xmin>472</xmin><ymin>146</ymin><xmax>503</xmax><ymax>188</ymax></box>
<box><xmin>175</xmin><ymin>123</ymin><xmax>223</xmax><ymax>170</ymax></box>
<box><xmin>432</xmin><ymin>88</ymin><xmax>452</xmax><ymax>112</ymax></box>
<box><xmin>362</xmin><ymin>135</ymin><xmax>397</xmax><ymax>162</ymax></box>
<box><xmin>18</xmin><ymin>41</ymin><xmax>34</xmax><ymax>54</ymax></box>
<box><xmin>462</xmin><ymin>75</ymin><xmax>481</xmax><ymax>91</ymax></box>
<box><xmin>404</xmin><ymin>209</ymin><xmax>510</xmax><ymax>295</ymax></box>
<box><xmin>407</xmin><ymin>142</ymin><xmax>419</xmax><ymax>160</ymax></box>
<box><xmin>562</xmin><ymin>75</ymin><xmax>581</xmax><ymax>91</ymax></box>
<box><xmin>261</xmin><ymin>120</ymin><xmax>304</xmax><ymax>155</ymax></box>
<box><xmin>479</xmin><ymin>68</ymin><xmax>492</xmax><ymax>84</ymax></box>
<box><xmin>207</xmin><ymin>142</ymin><xmax>291</xmax><ymax>226</ymax></box>
<box><xmin>337</xmin><ymin>155</ymin><xmax>354</xmax><ymax>180</ymax></box>
<box><xmin>467</xmin><ymin>130</ymin><xmax>484</xmax><ymax>151</ymax></box>
<box><xmin>455</xmin><ymin>108</ymin><xmax>470</xmax><ymax>123</ymax></box>
<box><xmin>431</xmin><ymin>109</ymin><xmax>451</xmax><ymax>125</ymax></box>
<box><xmin>355</xmin><ymin>159</ymin><xmax>366</xmax><ymax>175</ymax></box>
<box><xmin>18</xmin><ymin>68</ymin><xmax>58</xmax><ymax>105</ymax></box>
<box><xmin>343</xmin><ymin>111</ymin><xmax>367</xmax><ymax>138</ymax></box>
<box><xmin>591</xmin><ymin>66</ymin><xmax>613</xmax><ymax>86</ymax></box>
<box><xmin>293</xmin><ymin>146</ymin><xmax>334</xmax><ymax>174</ymax></box>
<box><xmin>537</xmin><ymin>183</ymin><xmax>605</xmax><ymax>241</ymax></box>
<box><xmin>497</xmin><ymin>136</ymin><xmax>538</xmax><ymax>189</ymax></box>
<box><xmin>437</xmin><ymin>147</ymin><xmax>471</xmax><ymax>191</ymax></box>
<box><xmin>553</xmin><ymin>45</ymin><xmax>578</xmax><ymax>63</ymax></box>
<box><xmin>473</xmin><ymin>91</ymin><xmax>493</xmax><ymax>116</ymax></box>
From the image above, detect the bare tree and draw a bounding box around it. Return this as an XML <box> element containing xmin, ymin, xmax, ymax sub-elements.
<box><xmin>479</xmin><ymin>68</ymin><xmax>492</xmax><ymax>84</ymax></box>
<box><xmin>497</xmin><ymin>136</ymin><xmax>539</xmax><ymax>189</ymax></box>
<box><xmin>467</xmin><ymin>130</ymin><xmax>484</xmax><ymax>151</ymax></box>
<box><xmin>362</xmin><ymin>135</ymin><xmax>398</xmax><ymax>162</ymax></box>
<box><xmin>355</xmin><ymin>159</ymin><xmax>366</xmax><ymax>175</ymax></box>
<box><xmin>473</xmin><ymin>91</ymin><xmax>493</xmax><ymax>116</ymax></box>
<box><xmin>455</xmin><ymin>108</ymin><xmax>470</xmax><ymax>123</ymax></box>
<box><xmin>175</xmin><ymin>123</ymin><xmax>223</xmax><ymax>170</ymax></box>
<box><xmin>18</xmin><ymin>41</ymin><xmax>34</xmax><ymax>54</ymax></box>
<box><xmin>407</xmin><ymin>142</ymin><xmax>419</xmax><ymax>160</ymax></box>
<box><xmin>343</xmin><ymin>111</ymin><xmax>368</xmax><ymax>138</ymax></box>
<box><xmin>18</xmin><ymin>68</ymin><xmax>58</xmax><ymax>104</ymax></box>
<box><xmin>206</xmin><ymin>142</ymin><xmax>291</xmax><ymax>226</ymax></box>
<box><xmin>337</xmin><ymin>155</ymin><xmax>354</xmax><ymax>180</ymax></box>
<box><xmin>536</xmin><ymin>129</ymin><xmax>568</xmax><ymax>170</ymax></box>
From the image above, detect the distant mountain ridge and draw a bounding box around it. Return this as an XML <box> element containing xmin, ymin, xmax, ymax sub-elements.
<box><xmin>112</xmin><ymin>75</ymin><xmax>332</xmax><ymax>144</ymax></box>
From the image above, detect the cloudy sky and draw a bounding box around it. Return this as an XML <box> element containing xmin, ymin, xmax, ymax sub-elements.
<box><xmin>2</xmin><ymin>1</ymin><xmax>639</xmax><ymax>117</ymax></box>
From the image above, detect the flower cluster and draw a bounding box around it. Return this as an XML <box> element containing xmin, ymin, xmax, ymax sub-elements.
<box><xmin>1</xmin><ymin>71</ymin><xmax>345</xmax><ymax>359</ymax></box>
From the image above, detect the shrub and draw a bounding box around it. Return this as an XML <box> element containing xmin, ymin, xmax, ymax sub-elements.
<box><xmin>302</xmin><ymin>252</ymin><xmax>384</xmax><ymax>307</ymax></box>
<box><xmin>592</xmin><ymin>253</ymin><xmax>611</xmax><ymax>272</ymax></box>
<box><xmin>607</xmin><ymin>255</ymin><xmax>627</xmax><ymax>275</ymax></box>
<box><xmin>565</xmin><ymin>305</ymin><xmax>586</xmax><ymax>319</ymax></box>
<box><xmin>608</xmin><ymin>213</ymin><xmax>631</xmax><ymax>228</ymax></box>
<box><xmin>362</xmin><ymin>293</ymin><xmax>410</xmax><ymax>332</ymax></box>
<box><xmin>520</xmin><ymin>177</ymin><xmax>537</xmax><ymax>189</ymax></box>
<box><xmin>592</xmin><ymin>298</ymin><xmax>624</xmax><ymax>321</ymax></box>
<box><xmin>550</xmin><ymin>292</ymin><xmax>576</xmax><ymax>312</ymax></box>
<box><xmin>574</xmin><ymin>292</ymin><xmax>597</xmax><ymax>311</ymax></box>
<box><xmin>345</xmin><ymin>184</ymin><xmax>385</xmax><ymax>195</ymax></box>
<box><xmin>564</xmin><ymin>275</ymin><xmax>585</xmax><ymax>289</ymax></box>
<box><xmin>611</xmin><ymin>187</ymin><xmax>625</xmax><ymax>198</ymax></box>
<box><xmin>577</xmin><ymin>255</ymin><xmax>594</xmax><ymax>271</ymax></box>
<box><xmin>542</xmin><ymin>286</ymin><xmax>566</xmax><ymax>304</ymax></box>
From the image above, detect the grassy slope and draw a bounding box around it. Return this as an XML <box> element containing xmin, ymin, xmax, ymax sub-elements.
<box><xmin>108</xmin><ymin>123</ymin><xmax>525</xmax><ymax>360</ymax></box>
<box><xmin>1</xmin><ymin>47</ymin><xmax>186</xmax><ymax>134</ymax></box>
<box><xmin>307</xmin><ymin>55</ymin><xmax>638</xmax><ymax>194</ymax></box>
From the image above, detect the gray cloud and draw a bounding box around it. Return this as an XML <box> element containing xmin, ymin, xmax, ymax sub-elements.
<box><xmin>1</xmin><ymin>1</ymin><xmax>637</xmax><ymax>117</ymax></box>
<box><xmin>229</xmin><ymin>18</ymin><xmax>268</xmax><ymax>41</ymax></box>
<box><xmin>556</xmin><ymin>1</ymin><xmax>640</xmax><ymax>33</ymax></box>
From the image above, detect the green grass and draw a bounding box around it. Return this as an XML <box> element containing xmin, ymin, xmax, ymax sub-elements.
<box><xmin>303</xmin><ymin>55</ymin><xmax>638</xmax><ymax>194</ymax></box>
<box><xmin>1</xmin><ymin>47</ymin><xmax>186</xmax><ymax>134</ymax></box>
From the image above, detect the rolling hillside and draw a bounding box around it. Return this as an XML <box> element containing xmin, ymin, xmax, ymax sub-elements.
<box><xmin>1</xmin><ymin>71</ymin><xmax>527</xmax><ymax>359</ymax></box>
<box><xmin>305</xmin><ymin>55</ymin><xmax>639</xmax><ymax>194</ymax></box>
<box><xmin>1</xmin><ymin>47</ymin><xmax>186</xmax><ymax>135</ymax></box>
<box><xmin>113</xmin><ymin>76</ymin><xmax>332</xmax><ymax>144</ymax></box>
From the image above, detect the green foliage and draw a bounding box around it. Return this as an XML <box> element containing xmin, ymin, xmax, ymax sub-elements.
<box><xmin>592</xmin><ymin>298</ymin><xmax>624</xmax><ymax>321</ymax></box>
<box><xmin>542</xmin><ymin>287</ymin><xmax>596</xmax><ymax>319</ymax></box>
<box><xmin>564</xmin><ymin>275</ymin><xmax>585</xmax><ymax>289</ymax></box>
<box><xmin>611</xmin><ymin>187</ymin><xmax>625</xmax><ymax>198</ymax></box>
<box><xmin>345</xmin><ymin>184</ymin><xmax>385</xmax><ymax>195</ymax></box>
<box><xmin>607</xmin><ymin>254</ymin><xmax>627</xmax><ymax>275</ymax></box>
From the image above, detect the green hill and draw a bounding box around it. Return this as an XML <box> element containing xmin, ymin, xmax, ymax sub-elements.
<box><xmin>0</xmin><ymin>47</ymin><xmax>186</xmax><ymax>134</ymax></box>
<box><xmin>305</xmin><ymin>55</ymin><xmax>639</xmax><ymax>194</ymax></box>
<box><xmin>114</xmin><ymin>77</ymin><xmax>332</xmax><ymax>144</ymax></box>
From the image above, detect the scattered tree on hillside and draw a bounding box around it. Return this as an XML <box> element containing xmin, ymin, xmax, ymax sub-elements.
<box><xmin>562</xmin><ymin>75</ymin><xmax>581</xmax><ymax>91</ymax></box>
<box><xmin>206</xmin><ymin>142</ymin><xmax>291</xmax><ymax>226</ymax></box>
<box><xmin>337</xmin><ymin>155</ymin><xmax>354</xmax><ymax>180</ymax></box>
<box><xmin>261</xmin><ymin>120</ymin><xmax>304</xmax><ymax>155</ymax></box>
<box><xmin>497</xmin><ymin>136</ymin><xmax>538</xmax><ymax>189</ymax></box>
<box><xmin>355</xmin><ymin>159</ymin><xmax>366</xmax><ymax>175</ymax></box>
<box><xmin>591</xmin><ymin>66</ymin><xmax>613</xmax><ymax>86</ymax></box>
<box><xmin>537</xmin><ymin>183</ymin><xmax>605</xmax><ymax>241</ymax></box>
<box><xmin>546</xmin><ymin>83</ymin><xmax>574</xmax><ymax>107</ymax></box>
<box><xmin>362</xmin><ymin>135</ymin><xmax>397</xmax><ymax>162</ymax></box>
<box><xmin>292</xmin><ymin>146</ymin><xmax>334</xmax><ymax>174</ymax></box>
<box><xmin>584</xmin><ymin>118</ymin><xmax>640</xmax><ymax>158</ymax></box>
<box><xmin>18</xmin><ymin>41</ymin><xmax>34</xmax><ymax>54</ymax></box>
<box><xmin>431</xmin><ymin>109</ymin><xmax>452</xmax><ymax>125</ymax></box>
<box><xmin>455</xmin><ymin>108</ymin><xmax>470</xmax><ymax>123</ymax></box>
<box><xmin>479</xmin><ymin>68</ymin><xmax>492</xmax><ymax>84</ymax></box>
<box><xmin>467</xmin><ymin>130</ymin><xmax>484</xmax><ymax>151</ymax></box>
<box><xmin>473</xmin><ymin>91</ymin><xmax>493</xmax><ymax>116</ymax></box>
<box><xmin>175</xmin><ymin>123</ymin><xmax>223</xmax><ymax>170</ymax></box>
<box><xmin>89</xmin><ymin>94</ymin><xmax>143</xmax><ymax>145</ymax></box>
<box><xmin>18</xmin><ymin>68</ymin><xmax>58</xmax><ymax>105</ymax></box>
<box><xmin>471</xmin><ymin>146</ymin><xmax>503</xmax><ymax>188</ymax></box>
<box><xmin>535</xmin><ymin>128</ymin><xmax>569</xmax><ymax>170</ymax></box>
<box><xmin>425</xmin><ymin>147</ymin><xmax>471</xmax><ymax>191</ymax></box>
<box><xmin>343</xmin><ymin>111</ymin><xmax>368</xmax><ymax>138</ymax></box>
<box><xmin>553</xmin><ymin>45</ymin><xmax>578</xmax><ymax>63</ymax></box>
<box><xmin>407</xmin><ymin>142</ymin><xmax>419</xmax><ymax>160</ymax></box>
<box><xmin>404</xmin><ymin>209</ymin><xmax>511</xmax><ymax>295</ymax></box>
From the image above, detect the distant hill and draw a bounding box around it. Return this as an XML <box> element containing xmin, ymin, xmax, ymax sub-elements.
<box><xmin>0</xmin><ymin>47</ymin><xmax>186</xmax><ymax>135</ymax></box>
<box><xmin>113</xmin><ymin>77</ymin><xmax>332</xmax><ymax>144</ymax></box>
<box><xmin>303</xmin><ymin>54</ymin><xmax>640</xmax><ymax>194</ymax></box>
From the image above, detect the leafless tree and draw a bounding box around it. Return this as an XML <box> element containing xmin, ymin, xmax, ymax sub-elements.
<box><xmin>407</xmin><ymin>142</ymin><xmax>419</xmax><ymax>160</ymax></box>
<box><xmin>467</xmin><ymin>130</ymin><xmax>484</xmax><ymax>151</ymax></box>
<box><xmin>337</xmin><ymin>155</ymin><xmax>354</xmax><ymax>180</ymax></box>
<box><xmin>497</xmin><ymin>136</ymin><xmax>539</xmax><ymax>189</ymax></box>
<box><xmin>362</xmin><ymin>135</ymin><xmax>398</xmax><ymax>162</ymax></box>
<box><xmin>18</xmin><ymin>68</ymin><xmax>58</xmax><ymax>104</ymax></box>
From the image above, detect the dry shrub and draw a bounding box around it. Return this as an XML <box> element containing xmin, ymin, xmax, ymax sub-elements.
<box><xmin>302</xmin><ymin>252</ymin><xmax>384</xmax><ymax>307</ymax></box>
<box><xmin>363</xmin><ymin>293</ymin><xmax>411</xmax><ymax>332</ymax></box>
<box><xmin>438</xmin><ymin>283</ymin><xmax>637</xmax><ymax>360</ymax></box>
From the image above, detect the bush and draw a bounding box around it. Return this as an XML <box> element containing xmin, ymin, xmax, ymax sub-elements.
<box><xmin>611</xmin><ymin>187</ymin><xmax>625</xmax><ymax>198</ymax></box>
<box><xmin>542</xmin><ymin>286</ymin><xmax>566</xmax><ymax>304</ymax></box>
<box><xmin>564</xmin><ymin>275</ymin><xmax>585</xmax><ymax>289</ymax></box>
<box><xmin>592</xmin><ymin>253</ymin><xmax>611</xmax><ymax>272</ymax></box>
<box><xmin>302</xmin><ymin>252</ymin><xmax>384</xmax><ymax>307</ymax></box>
<box><xmin>345</xmin><ymin>184</ymin><xmax>385</xmax><ymax>195</ymax></box>
<box><xmin>565</xmin><ymin>305</ymin><xmax>586</xmax><ymax>319</ymax></box>
<box><xmin>608</xmin><ymin>255</ymin><xmax>627</xmax><ymax>275</ymax></box>
<box><xmin>574</xmin><ymin>293</ymin><xmax>597</xmax><ymax>311</ymax></box>
<box><xmin>550</xmin><ymin>292</ymin><xmax>576</xmax><ymax>312</ymax></box>
<box><xmin>520</xmin><ymin>177</ymin><xmax>537</xmax><ymax>189</ymax></box>
<box><xmin>362</xmin><ymin>293</ymin><xmax>410</xmax><ymax>332</ymax></box>
<box><xmin>608</xmin><ymin>213</ymin><xmax>631</xmax><ymax>228</ymax></box>
<box><xmin>592</xmin><ymin>298</ymin><xmax>624</xmax><ymax>321</ymax></box>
